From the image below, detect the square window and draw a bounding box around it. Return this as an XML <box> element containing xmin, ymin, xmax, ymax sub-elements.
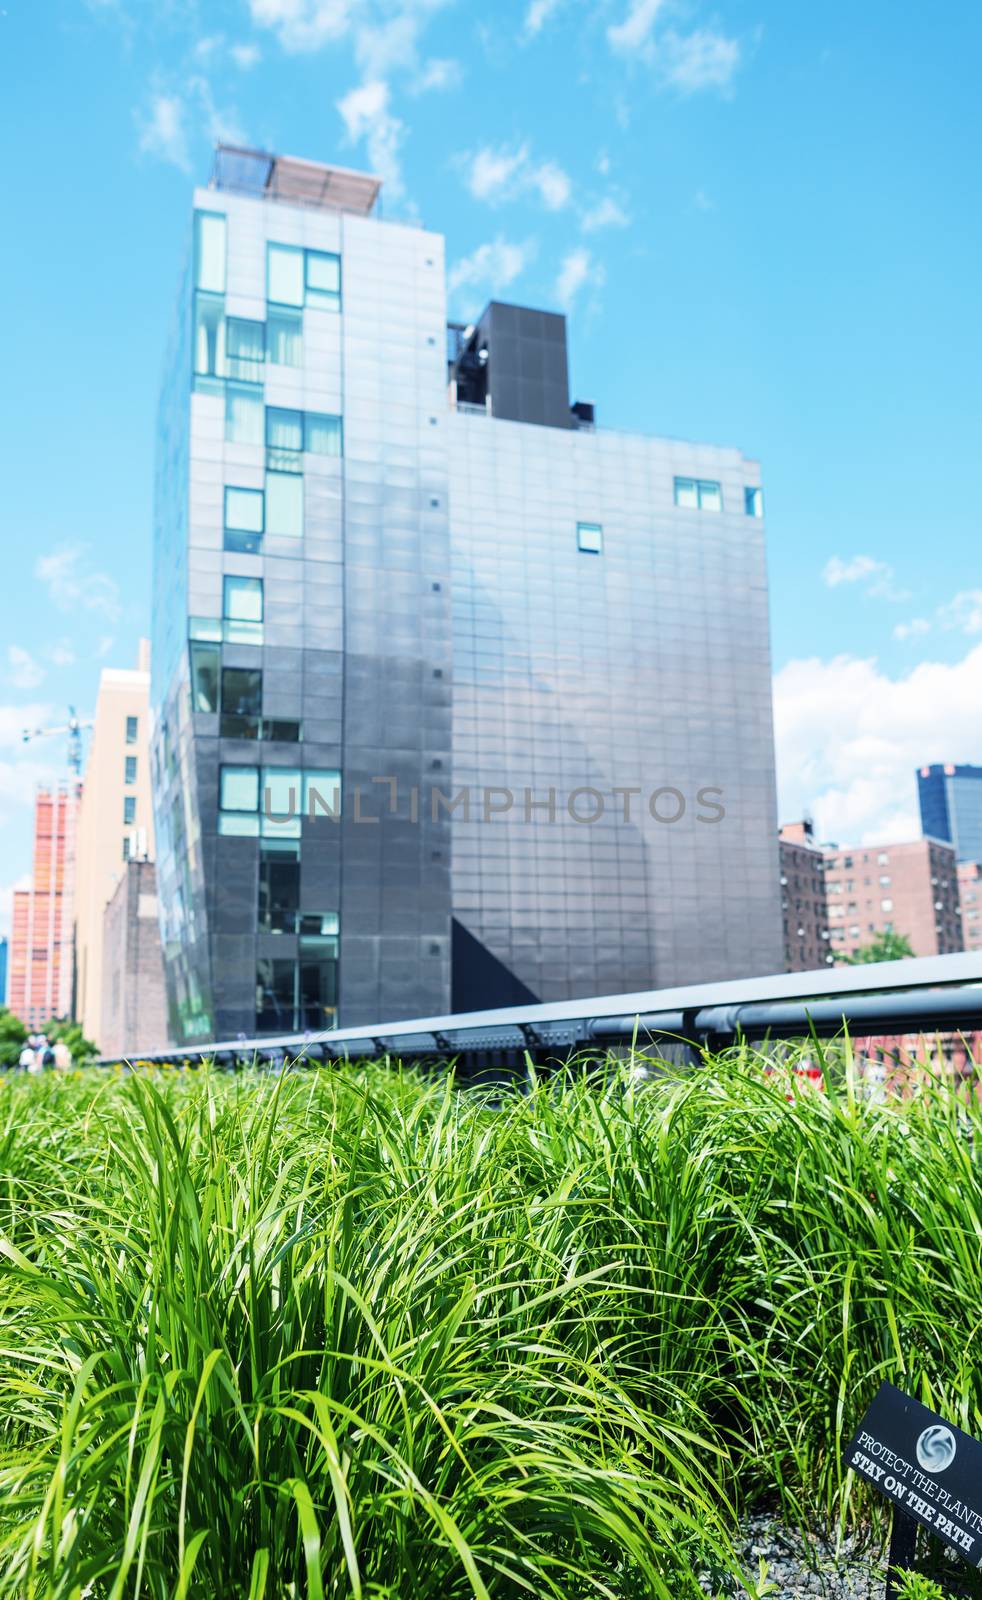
<box><xmin>125</xmin><ymin>716</ymin><xmax>138</xmax><ymax>744</ymax></box>
<box><xmin>226</xmin><ymin>383</ymin><xmax>264</xmax><ymax>445</ymax></box>
<box><xmin>220</xmin><ymin>765</ymin><xmax>259</xmax><ymax>812</ymax></box>
<box><xmin>745</xmin><ymin>486</ymin><xmax>764</xmax><ymax>518</ymax></box>
<box><xmin>303</xmin><ymin>769</ymin><xmax>342</xmax><ymax>820</ymax></box>
<box><xmin>267</xmin><ymin>308</ymin><xmax>302</xmax><ymax>366</ymax></box>
<box><xmin>224</xmin><ymin>486</ymin><xmax>264</xmax><ymax>554</ymax></box>
<box><xmin>267</xmin><ymin>242</ymin><xmax>304</xmax><ymax>306</ymax></box>
<box><xmin>305</xmin><ymin>412</ymin><xmax>343</xmax><ymax>456</ymax></box>
<box><xmin>224</xmin><ymin>575</ymin><xmax>263</xmax><ymax>622</ymax></box>
<box><xmin>266</xmin><ymin>471</ymin><xmax>304</xmax><ymax>537</ymax></box>
<box><xmin>674</xmin><ymin>477</ymin><xmax>699</xmax><ymax>509</ymax></box>
<box><xmin>881</xmin><ymin>897</ymin><xmax>894</xmax><ymax>912</ymax></box>
<box><xmin>125</xmin><ymin>755</ymin><xmax>137</xmax><ymax>785</ymax></box>
<box><xmin>698</xmin><ymin>480</ymin><xmax>722</xmax><ymax>512</ymax></box>
<box><xmin>123</xmin><ymin>795</ymin><xmax>136</xmax><ymax>825</ymax></box>
<box><xmin>577</xmin><ymin>521</ymin><xmax>603</xmax><ymax>554</ymax></box>
<box><xmin>305</xmin><ymin>250</ymin><xmax>341</xmax><ymax>308</ymax></box>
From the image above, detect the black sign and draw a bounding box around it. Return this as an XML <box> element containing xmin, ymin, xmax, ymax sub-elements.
<box><xmin>845</xmin><ymin>1381</ymin><xmax>982</xmax><ymax>1568</ymax></box>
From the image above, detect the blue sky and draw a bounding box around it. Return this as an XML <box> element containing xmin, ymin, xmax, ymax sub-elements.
<box><xmin>2</xmin><ymin>0</ymin><xmax>981</xmax><ymax>931</ymax></box>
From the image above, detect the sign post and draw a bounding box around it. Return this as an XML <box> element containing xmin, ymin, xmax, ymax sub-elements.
<box><xmin>845</xmin><ymin>1381</ymin><xmax>982</xmax><ymax>1594</ymax></box>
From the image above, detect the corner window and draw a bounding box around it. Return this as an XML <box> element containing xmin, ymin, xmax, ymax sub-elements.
<box><xmin>123</xmin><ymin>796</ymin><xmax>136</xmax><ymax>825</ymax></box>
<box><xmin>125</xmin><ymin>756</ymin><xmax>137</xmax><ymax>785</ymax></box>
<box><xmin>224</xmin><ymin>486</ymin><xmax>264</xmax><ymax>554</ymax></box>
<box><xmin>267</xmin><ymin>308</ymin><xmax>303</xmax><ymax>367</ymax></box>
<box><xmin>221</xmin><ymin>667</ymin><xmax>262</xmax><ymax>739</ymax></box>
<box><xmin>126</xmin><ymin>716</ymin><xmax>138</xmax><ymax>745</ymax></box>
<box><xmin>226</xmin><ymin>383</ymin><xmax>264</xmax><ymax>445</ymax></box>
<box><xmin>266</xmin><ymin>471</ymin><xmax>304</xmax><ymax>538</ymax></box>
<box><xmin>219</xmin><ymin>764</ymin><xmax>260</xmax><ymax>836</ymax></box>
<box><xmin>305</xmin><ymin>412</ymin><xmax>342</xmax><ymax>456</ymax></box>
<box><xmin>194</xmin><ymin>211</ymin><xmax>226</xmax><ymax>294</ymax></box>
<box><xmin>190</xmin><ymin>642</ymin><xmax>220</xmax><ymax>712</ymax></box>
<box><xmin>223</xmin><ymin>576</ymin><xmax>263</xmax><ymax>644</ymax></box>
<box><xmin>674</xmin><ymin>477</ymin><xmax>722</xmax><ymax>512</ymax></box>
<box><xmin>305</xmin><ymin>250</ymin><xmax>341</xmax><ymax>309</ymax></box>
<box><xmin>577</xmin><ymin>521</ymin><xmax>603</xmax><ymax>554</ymax></box>
<box><xmin>745</xmin><ymin>486</ymin><xmax>764</xmax><ymax>518</ymax></box>
<box><xmin>267</xmin><ymin>243</ymin><xmax>304</xmax><ymax>307</ymax></box>
<box><xmin>226</xmin><ymin>318</ymin><xmax>264</xmax><ymax>383</ymax></box>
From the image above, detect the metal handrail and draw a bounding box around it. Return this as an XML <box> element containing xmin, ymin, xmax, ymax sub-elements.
<box><xmin>100</xmin><ymin>952</ymin><xmax>982</xmax><ymax>1067</ymax></box>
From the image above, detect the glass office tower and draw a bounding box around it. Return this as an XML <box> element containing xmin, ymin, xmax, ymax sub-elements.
<box><xmin>152</xmin><ymin>146</ymin><xmax>783</xmax><ymax>1044</ymax></box>
<box><xmin>918</xmin><ymin>763</ymin><xmax>982</xmax><ymax>864</ymax></box>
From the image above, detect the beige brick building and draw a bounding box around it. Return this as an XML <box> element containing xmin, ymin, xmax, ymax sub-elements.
<box><xmin>100</xmin><ymin>860</ymin><xmax>168</xmax><ymax>1059</ymax></box>
<box><xmin>74</xmin><ymin>642</ymin><xmax>156</xmax><ymax>1048</ymax></box>
<box><xmin>824</xmin><ymin>837</ymin><xmax>962</xmax><ymax>961</ymax></box>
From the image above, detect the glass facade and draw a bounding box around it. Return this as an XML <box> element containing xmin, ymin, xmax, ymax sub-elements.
<box><xmin>917</xmin><ymin>764</ymin><xmax>982</xmax><ymax>864</ymax></box>
<box><xmin>152</xmin><ymin>155</ymin><xmax>782</xmax><ymax>1045</ymax></box>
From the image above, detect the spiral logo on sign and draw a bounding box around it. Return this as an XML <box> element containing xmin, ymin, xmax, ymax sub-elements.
<box><xmin>916</xmin><ymin>1424</ymin><xmax>957</xmax><ymax>1473</ymax></box>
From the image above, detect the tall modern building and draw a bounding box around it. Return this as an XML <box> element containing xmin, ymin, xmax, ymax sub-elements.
<box><xmin>152</xmin><ymin>145</ymin><xmax>783</xmax><ymax>1045</ymax></box>
<box><xmin>8</xmin><ymin>782</ymin><xmax>80</xmax><ymax>1030</ymax></box>
<box><xmin>917</xmin><ymin>763</ymin><xmax>982</xmax><ymax>864</ymax></box>
<box><xmin>74</xmin><ymin>641</ymin><xmax>157</xmax><ymax>1047</ymax></box>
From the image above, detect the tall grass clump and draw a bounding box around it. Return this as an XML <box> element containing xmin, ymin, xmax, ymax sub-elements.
<box><xmin>0</xmin><ymin>1046</ymin><xmax>978</xmax><ymax>1597</ymax></box>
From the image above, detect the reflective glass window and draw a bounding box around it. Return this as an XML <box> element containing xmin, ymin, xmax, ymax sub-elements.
<box><xmin>125</xmin><ymin>755</ymin><xmax>137</xmax><ymax>785</ymax></box>
<box><xmin>220</xmin><ymin>667</ymin><xmax>262</xmax><ymax>739</ymax></box>
<box><xmin>258</xmin><ymin>840</ymin><xmax>300</xmax><ymax>933</ymax></box>
<box><xmin>190</xmin><ymin>642</ymin><xmax>220</xmax><ymax>712</ymax></box>
<box><xmin>303</xmin><ymin>769</ymin><xmax>341</xmax><ymax>819</ymax></box>
<box><xmin>266</xmin><ymin>471</ymin><xmax>303</xmax><ymax>537</ymax></box>
<box><xmin>126</xmin><ymin>716</ymin><xmax>138</xmax><ymax>744</ymax></box>
<box><xmin>224</xmin><ymin>486</ymin><xmax>264</xmax><ymax>554</ymax></box>
<box><xmin>256</xmin><ymin>957</ymin><xmax>296</xmax><ymax>1031</ymax></box>
<box><xmin>305</xmin><ymin>250</ymin><xmax>341</xmax><ymax>308</ymax></box>
<box><xmin>674</xmin><ymin>477</ymin><xmax>699</xmax><ymax>509</ymax></box>
<box><xmin>267</xmin><ymin>243</ymin><xmax>304</xmax><ymax>306</ymax></box>
<box><xmin>262</xmin><ymin>766</ymin><xmax>302</xmax><ymax>838</ymax></box>
<box><xmin>305</xmin><ymin>412</ymin><xmax>343</xmax><ymax>456</ymax></box>
<box><xmin>226</xmin><ymin>318</ymin><xmax>264</xmax><ymax>382</ymax></box>
<box><xmin>698</xmin><ymin>480</ymin><xmax>723</xmax><ymax>512</ymax></box>
<box><xmin>266</xmin><ymin>406</ymin><xmax>304</xmax><ymax>471</ymax></box>
<box><xmin>194</xmin><ymin>211</ymin><xmax>226</xmax><ymax>293</ymax></box>
<box><xmin>193</xmin><ymin>293</ymin><xmax>225</xmax><ymax>378</ymax></box>
<box><xmin>220</xmin><ymin>766</ymin><xmax>259</xmax><ymax>811</ymax></box>
<box><xmin>745</xmin><ymin>486</ymin><xmax>764</xmax><ymax>518</ymax></box>
<box><xmin>267</xmin><ymin>308</ymin><xmax>302</xmax><ymax>366</ymax></box>
<box><xmin>224</xmin><ymin>575</ymin><xmax>263</xmax><ymax>621</ymax></box>
<box><xmin>577</xmin><ymin>521</ymin><xmax>603</xmax><ymax>554</ymax></box>
<box><xmin>123</xmin><ymin>796</ymin><xmax>136</xmax><ymax>825</ymax></box>
<box><xmin>226</xmin><ymin>383</ymin><xmax>264</xmax><ymax>444</ymax></box>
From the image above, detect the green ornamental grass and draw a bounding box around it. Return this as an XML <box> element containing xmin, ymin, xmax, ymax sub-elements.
<box><xmin>0</xmin><ymin>1047</ymin><xmax>978</xmax><ymax>1597</ymax></box>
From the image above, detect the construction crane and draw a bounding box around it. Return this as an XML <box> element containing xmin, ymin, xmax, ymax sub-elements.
<box><xmin>22</xmin><ymin>706</ymin><xmax>92</xmax><ymax>777</ymax></box>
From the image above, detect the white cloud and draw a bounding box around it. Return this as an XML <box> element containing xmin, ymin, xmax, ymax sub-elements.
<box><xmin>35</xmin><ymin>547</ymin><xmax>121</xmax><ymax>622</ymax></box>
<box><xmin>7</xmin><ymin>647</ymin><xmax>45</xmax><ymax>691</ymax></box>
<box><xmin>50</xmin><ymin>645</ymin><xmax>75</xmax><ymax>668</ymax></box>
<box><xmin>0</xmin><ymin>703</ymin><xmax>53</xmax><ymax>749</ymax></box>
<box><xmin>231</xmin><ymin>42</ymin><xmax>262</xmax><ymax>69</ymax></box>
<box><xmin>460</xmin><ymin>142</ymin><xmax>571</xmax><ymax>212</ymax></box>
<box><xmin>555</xmin><ymin>246</ymin><xmax>605</xmax><ymax>308</ymax></box>
<box><xmin>581</xmin><ymin>196</ymin><xmax>630</xmax><ymax>231</ymax></box>
<box><xmin>523</xmin><ymin>0</ymin><xmax>565</xmax><ymax>36</ymax></box>
<box><xmin>607</xmin><ymin>0</ymin><xmax>666</xmax><ymax>54</ymax></box>
<box><xmin>337</xmin><ymin>78</ymin><xmax>406</xmax><ymax>195</ymax></box>
<box><xmin>447</xmin><ymin>237</ymin><xmax>535</xmax><ymax>311</ymax></box>
<box><xmin>96</xmin><ymin>637</ymin><xmax>115</xmax><ymax>660</ymax></box>
<box><xmin>138</xmin><ymin>93</ymin><xmax>190</xmax><ymax>172</ymax></box>
<box><xmin>893</xmin><ymin>617</ymin><xmax>931</xmax><ymax>642</ymax></box>
<box><xmin>938</xmin><ymin>589</ymin><xmax>982</xmax><ymax>636</ymax></box>
<box><xmin>822</xmin><ymin>553</ymin><xmax>908</xmax><ymax>602</ymax></box>
<box><xmin>774</xmin><ymin>644</ymin><xmax>982</xmax><ymax>846</ymax></box>
<box><xmin>412</xmin><ymin>56</ymin><xmax>461</xmax><ymax>92</ymax></box>
<box><xmin>247</xmin><ymin>0</ymin><xmax>352</xmax><ymax>53</ymax></box>
<box><xmin>661</xmin><ymin>28</ymin><xmax>740</xmax><ymax>92</ymax></box>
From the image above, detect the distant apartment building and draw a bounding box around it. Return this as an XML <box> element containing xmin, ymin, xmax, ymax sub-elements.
<box><xmin>778</xmin><ymin>820</ymin><xmax>830</xmax><ymax>970</ymax></box>
<box><xmin>8</xmin><ymin>782</ymin><xmax>81</xmax><ymax>1029</ymax></box>
<box><xmin>917</xmin><ymin>763</ymin><xmax>982</xmax><ymax>863</ymax></box>
<box><xmin>824</xmin><ymin>837</ymin><xmax>962</xmax><ymax>960</ymax></box>
<box><xmin>0</xmin><ymin>935</ymin><xmax>7</xmax><ymax>1006</ymax></box>
<box><xmin>100</xmin><ymin>860</ymin><xmax>169</xmax><ymax>1059</ymax></box>
<box><xmin>74</xmin><ymin>642</ymin><xmax>157</xmax><ymax>1048</ymax></box>
<box><xmin>958</xmin><ymin>860</ymin><xmax>982</xmax><ymax>953</ymax></box>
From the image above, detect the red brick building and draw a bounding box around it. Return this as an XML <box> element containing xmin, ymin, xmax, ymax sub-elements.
<box><xmin>779</xmin><ymin>820</ymin><xmax>831</xmax><ymax>971</ymax></box>
<box><xmin>958</xmin><ymin>860</ymin><xmax>982</xmax><ymax>953</ymax></box>
<box><xmin>823</xmin><ymin>836</ymin><xmax>962</xmax><ymax>961</ymax></box>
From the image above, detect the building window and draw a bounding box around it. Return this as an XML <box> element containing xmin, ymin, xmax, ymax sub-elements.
<box><xmin>266</xmin><ymin>407</ymin><xmax>304</xmax><ymax>472</ymax></box>
<box><xmin>258</xmin><ymin>840</ymin><xmax>300</xmax><ymax>933</ymax></box>
<box><xmin>193</xmin><ymin>293</ymin><xmax>225</xmax><ymax>380</ymax></box>
<box><xmin>190</xmin><ymin>642</ymin><xmax>220</xmax><ymax>712</ymax></box>
<box><xmin>263</xmin><ymin>718</ymin><xmax>302</xmax><ymax>742</ymax></box>
<box><xmin>267</xmin><ymin>308</ymin><xmax>303</xmax><ymax>367</ymax></box>
<box><xmin>879</xmin><ymin>875</ymin><xmax>891</xmax><ymax>887</ymax></box>
<box><xmin>224</xmin><ymin>486</ymin><xmax>264</xmax><ymax>554</ymax></box>
<box><xmin>266</xmin><ymin>471</ymin><xmax>304</xmax><ymax>538</ymax></box>
<box><xmin>220</xmin><ymin>667</ymin><xmax>262</xmax><ymax>739</ymax></box>
<box><xmin>123</xmin><ymin>796</ymin><xmax>136</xmax><ymax>825</ymax></box>
<box><xmin>219</xmin><ymin>765</ymin><xmax>260</xmax><ymax>836</ymax></box>
<box><xmin>267</xmin><ymin>243</ymin><xmax>304</xmax><ymax>307</ymax></box>
<box><xmin>303</xmin><ymin>769</ymin><xmax>342</xmax><ymax>820</ymax></box>
<box><xmin>305</xmin><ymin>412</ymin><xmax>343</xmax><ymax>457</ymax></box>
<box><xmin>126</xmin><ymin>716</ymin><xmax>138</xmax><ymax>745</ymax></box>
<box><xmin>226</xmin><ymin>383</ymin><xmax>264</xmax><ymax>445</ymax></box>
<box><xmin>674</xmin><ymin>477</ymin><xmax>722</xmax><ymax>512</ymax></box>
<box><xmin>223</xmin><ymin>576</ymin><xmax>263</xmax><ymax>644</ymax></box>
<box><xmin>305</xmin><ymin>250</ymin><xmax>341</xmax><ymax>309</ymax></box>
<box><xmin>125</xmin><ymin>756</ymin><xmax>137</xmax><ymax>785</ymax></box>
<box><xmin>745</xmin><ymin>486</ymin><xmax>764</xmax><ymax>518</ymax></box>
<box><xmin>881</xmin><ymin>898</ymin><xmax>894</xmax><ymax>912</ymax></box>
<box><xmin>577</xmin><ymin>521</ymin><xmax>603</xmax><ymax>554</ymax></box>
<box><xmin>194</xmin><ymin>211</ymin><xmax>226</xmax><ymax>294</ymax></box>
<box><xmin>878</xmin><ymin>852</ymin><xmax>889</xmax><ymax>865</ymax></box>
<box><xmin>226</xmin><ymin>318</ymin><xmax>265</xmax><ymax>383</ymax></box>
<box><xmin>262</xmin><ymin>767</ymin><xmax>302</xmax><ymax>838</ymax></box>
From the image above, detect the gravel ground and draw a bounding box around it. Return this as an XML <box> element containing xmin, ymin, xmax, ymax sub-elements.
<box><xmin>699</xmin><ymin>1514</ymin><xmax>883</xmax><ymax>1598</ymax></box>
